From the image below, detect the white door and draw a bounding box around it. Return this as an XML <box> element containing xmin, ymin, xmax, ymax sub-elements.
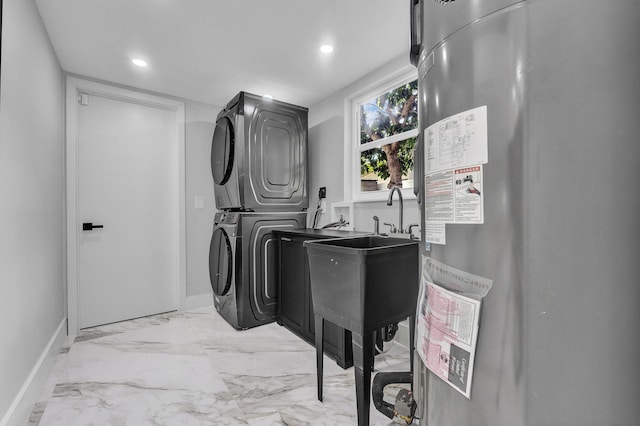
<box><xmin>76</xmin><ymin>91</ymin><xmax>180</xmax><ymax>328</ymax></box>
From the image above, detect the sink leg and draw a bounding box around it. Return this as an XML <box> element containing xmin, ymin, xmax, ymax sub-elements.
<box><xmin>409</xmin><ymin>313</ymin><xmax>415</xmax><ymax>376</ymax></box>
<box><xmin>352</xmin><ymin>331</ymin><xmax>375</xmax><ymax>426</ymax></box>
<box><xmin>314</xmin><ymin>315</ymin><xmax>324</xmax><ymax>402</ymax></box>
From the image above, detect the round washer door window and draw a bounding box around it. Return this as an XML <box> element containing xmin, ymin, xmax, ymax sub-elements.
<box><xmin>209</xmin><ymin>227</ymin><xmax>233</xmax><ymax>296</ymax></box>
<box><xmin>211</xmin><ymin>116</ymin><xmax>234</xmax><ymax>185</ymax></box>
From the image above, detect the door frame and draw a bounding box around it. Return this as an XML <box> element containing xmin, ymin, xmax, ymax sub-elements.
<box><xmin>65</xmin><ymin>76</ymin><xmax>186</xmax><ymax>338</ymax></box>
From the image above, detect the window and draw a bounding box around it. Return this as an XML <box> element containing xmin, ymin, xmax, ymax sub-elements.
<box><xmin>350</xmin><ymin>73</ymin><xmax>419</xmax><ymax>200</ymax></box>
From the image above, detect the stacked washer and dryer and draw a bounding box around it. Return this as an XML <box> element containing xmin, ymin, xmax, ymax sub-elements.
<box><xmin>209</xmin><ymin>92</ymin><xmax>308</xmax><ymax>330</ymax></box>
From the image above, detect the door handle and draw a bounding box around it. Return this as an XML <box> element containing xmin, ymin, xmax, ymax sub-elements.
<box><xmin>82</xmin><ymin>222</ymin><xmax>104</xmax><ymax>231</ymax></box>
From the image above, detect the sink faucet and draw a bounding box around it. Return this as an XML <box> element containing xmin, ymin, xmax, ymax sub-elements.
<box><xmin>386</xmin><ymin>186</ymin><xmax>404</xmax><ymax>234</ymax></box>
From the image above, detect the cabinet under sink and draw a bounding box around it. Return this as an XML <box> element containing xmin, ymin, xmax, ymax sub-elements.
<box><xmin>274</xmin><ymin>229</ymin><xmax>366</xmax><ymax>369</ymax></box>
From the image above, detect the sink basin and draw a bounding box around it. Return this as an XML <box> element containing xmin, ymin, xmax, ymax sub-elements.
<box><xmin>304</xmin><ymin>236</ymin><xmax>419</xmax><ymax>333</ymax></box>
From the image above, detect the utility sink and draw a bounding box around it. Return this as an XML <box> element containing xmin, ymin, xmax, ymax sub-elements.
<box><xmin>304</xmin><ymin>235</ymin><xmax>419</xmax><ymax>426</ymax></box>
<box><xmin>304</xmin><ymin>236</ymin><xmax>419</xmax><ymax>333</ymax></box>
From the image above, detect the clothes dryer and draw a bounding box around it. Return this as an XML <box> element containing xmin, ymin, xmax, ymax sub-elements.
<box><xmin>211</xmin><ymin>92</ymin><xmax>308</xmax><ymax>211</ymax></box>
<box><xmin>209</xmin><ymin>211</ymin><xmax>307</xmax><ymax>329</ymax></box>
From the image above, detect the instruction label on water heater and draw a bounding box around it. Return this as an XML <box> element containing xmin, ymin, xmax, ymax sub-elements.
<box><xmin>425</xmin><ymin>165</ymin><xmax>484</xmax><ymax>224</ymax></box>
<box><xmin>424</xmin><ymin>105</ymin><xmax>488</xmax><ymax>173</ymax></box>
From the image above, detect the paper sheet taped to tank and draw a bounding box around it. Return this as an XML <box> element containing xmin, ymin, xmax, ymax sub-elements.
<box><xmin>416</xmin><ymin>256</ymin><xmax>482</xmax><ymax>399</ymax></box>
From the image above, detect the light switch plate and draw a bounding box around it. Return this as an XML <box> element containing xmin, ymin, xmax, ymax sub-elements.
<box><xmin>195</xmin><ymin>196</ymin><xmax>204</xmax><ymax>209</ymax></box>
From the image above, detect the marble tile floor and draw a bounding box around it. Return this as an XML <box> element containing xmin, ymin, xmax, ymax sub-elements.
<box><xmin>29</xmin><ymin>306</ymin><xmax>413</xmax><ymax>425</ymax></box>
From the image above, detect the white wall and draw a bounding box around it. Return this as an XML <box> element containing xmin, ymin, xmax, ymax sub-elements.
<box><xmin>0</xmin><ymin>0</ymin><xmax>66</xmax><ymax>422</ymax></box>
<box><xmin>0</xmin><ymin>5</ymin><xmax>221</xmax><ymax>420</ymax></box>
<box><xmin>308</xmin><ymin>54</ymin><xmax>421</xmax><ymax>233</ymax></box>
<box><xmin>184</xmin><ymin>100</ymin><xmax>219</xmax><ymax>300</ymax></box>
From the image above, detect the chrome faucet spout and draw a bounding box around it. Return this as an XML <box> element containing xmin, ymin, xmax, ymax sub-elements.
<box><xmin>386</xmin><ymin>186</ymin><xmax>404</xmax><ymax>233</ymax></box>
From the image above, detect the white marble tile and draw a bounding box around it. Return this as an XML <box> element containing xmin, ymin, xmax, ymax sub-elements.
<box><xmin>34</xmin><ymin>308</ymin><xmax>413</xmax><ymax>426</ymax></box>
<box><xmin>26</xmin><ymin>401</ymin><xmax>47</xmax><ymax>426</ymax></box>
<box><xmin>83</xmin><ymin>320</ymin><xmax>206</xmax><ymax>356</ymax></box>
<box><xmin>59</xmin><ymin>345</ymin><xmax>223</xmax><ymax>394</ymax></box>
<box><xmin>75</xmin><ymin>311</ymin><xmax>182</xmax><ymax>341</ymax></box>
<box><xmin>219</xmin><ymin>359</ymin><xmax>404</xmax><ymax>426</ymax></box>
<box><xmin>39</xmin><ymin>383</ymin><xmax>247</xmax><ymax>425</ymax></box>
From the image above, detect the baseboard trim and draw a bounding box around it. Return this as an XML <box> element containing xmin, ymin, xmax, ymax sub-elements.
<box><xmin>182</xmin><ymin>292</ymin><xmax>213</xmax><ymax>312</ymax></box>
<box><xmin>0</xmin><ymin>318</ymin><xmax>67</xmax><ymax>426</ymax></box>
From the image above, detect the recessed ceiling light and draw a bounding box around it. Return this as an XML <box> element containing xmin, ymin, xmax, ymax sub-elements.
<box><xmin>132</xmin><ymin>58</ymin><xmax>148</xmax><ymax>67</ymax></box>
<box><xmin>320</xmin><ymin>44</ymin><xmax>334</xmax><ymax>54</ymax></box>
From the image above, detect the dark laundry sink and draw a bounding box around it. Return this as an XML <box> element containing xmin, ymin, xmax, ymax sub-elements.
<box><xmin>305</xmin><ymin>236</ymin><xmax>419</xmax><ymax>332</ymax></box>
<box><xmin>304</xmin><ymin>236</ymin><xmax>419</xmax><ymax>426</ymax></box>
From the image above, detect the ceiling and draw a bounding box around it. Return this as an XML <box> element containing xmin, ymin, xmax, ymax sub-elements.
<box><xmin>35</xmin><ymin>0</ymin><xmax>410</xmax><ymax>108</ymax></box>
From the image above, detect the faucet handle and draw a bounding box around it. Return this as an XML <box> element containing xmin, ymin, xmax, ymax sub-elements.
<box><xmin>406</xmin><ymin>223</ymin><xmax>420</xmax><ymax>239</ymax></box>
<box><xmin>383</xmin><ymin>222</ymin><xmax>397</xmax><ymax>234</ymax></box>
<box><xmin>372</xmin><ymin>216</ymin><xmax>380</xmax><ymax>235</ymax></box>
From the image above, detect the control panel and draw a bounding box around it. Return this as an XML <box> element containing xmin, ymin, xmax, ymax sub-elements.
<box><xmin>214</xmin><ymin>212</ymin><xmax>240</xmax><ymax>225</ymax></box>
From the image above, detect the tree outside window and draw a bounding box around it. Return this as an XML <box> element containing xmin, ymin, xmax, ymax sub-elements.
<box><xmin>358</xmin><ymin>79</ymin><xmax>418</xmax><ymax>192</ymax></box>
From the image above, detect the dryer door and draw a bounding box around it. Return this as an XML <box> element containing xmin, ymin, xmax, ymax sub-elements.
<box><xmin>211</xmin><ymin>116</ymin><xmax>234</xmax><ymax>186</ymax></box>
<box><xmin>209</xmin><ymin>227</ymin><xmax>233</xmax><ymax>296</ymax></box>
<box><xmin>246</xmin><ymin>103</ymin><xmax>308</xmax><ymax>210</ymax></box>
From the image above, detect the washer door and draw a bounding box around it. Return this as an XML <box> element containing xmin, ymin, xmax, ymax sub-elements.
<box><xmin>211</xmin><ymin>116</ymin><xmax>235</xmax><ymax>186</ymax></box>
<box><xmin>209</xmin><ymin>227</ymin><xmax>233</xmax><ymax>296</ymax></box>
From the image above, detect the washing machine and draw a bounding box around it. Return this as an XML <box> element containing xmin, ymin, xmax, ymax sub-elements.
<box><xmin>209</xmin><ymin>211</ymin><xmax>307</xmax><ymax>329</ymax></box>
<box><xmin>211</xmin><ymin>91</ymin><xmax>308</xmax><ymax>211</ymax></box>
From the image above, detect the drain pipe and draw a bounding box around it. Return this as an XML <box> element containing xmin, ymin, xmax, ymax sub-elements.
<box><xmin>372</xmin><ymin>371</ymin><xmax>415</xmax><ymax>422</ymax></box>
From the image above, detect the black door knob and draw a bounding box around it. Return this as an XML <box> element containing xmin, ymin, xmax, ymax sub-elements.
<box><xmin>82</xmin><ymin>222</ymin><xmax>104</xmax><ymax>231</ymax></box>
